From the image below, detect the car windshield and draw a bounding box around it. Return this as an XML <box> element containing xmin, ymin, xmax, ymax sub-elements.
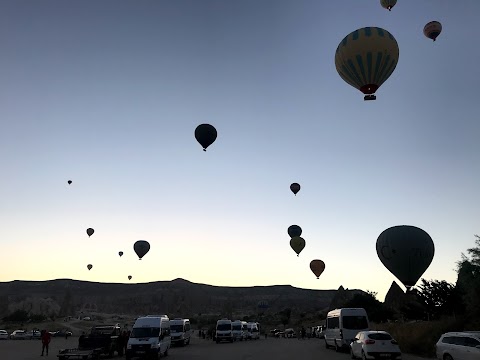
<box><xmin>217</xmin><ymin>324</ymin><xmax>231</xmax><ymax>331</ymax></box>
<box><xmin>232</xmin><ymin>325</ymin><xmax>241</xmax><ymax>330</ymax></box>
<box><xmin>170</xmin><ymin>325</ymin><xmax>184</xmax><ymax>332</ymax></box>
<box><xmin>343</xmin><ymin>316</ymin><xmax>369</xmax><ymax>330</ymax></box>
<box><xmin>130</xmin><ymin>327</ymin><xmax>160</xmax><ymax>338</ymax></box>
<box><xmin>368</xmin><ymin>333</ymin><xmax>392</xmax><ymax>340</ymax></box>
<box><xmin>92</xmin><ymin>327</ymin><xmax>116</xmax><ymax>335</ymax></box>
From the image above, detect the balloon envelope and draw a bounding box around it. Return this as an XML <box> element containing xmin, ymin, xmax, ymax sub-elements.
<box><xmin>380</xmin><ymin>0</ymin><xmax>397</xmax><ymax>11</ymax></box>
<box><xmin>67</xmin><ymin>180</ymin><xmax>72</xmax><ymax>185</ymax></box>
<box><xmin>134</xmin><ymin>240</ymin><xmax>150</xmax><ymax>260</ymax></box>
<box><xmin>195</xmin><ymin>124</ymin><xmax>217</xmax><ymax>151</ymax></box>
<box><xmin>128</xmin><ymin>275</ymin><xmax>132</xmax><ymax>280</ymax></box>
<box><xmin>86</xmin><ymin>228</ymin><xmax>94</xmax><ymax>237</ymax></box>
<box><xmin>118</xmin><ymin>251</ymin><xmax>123</xmax><ymax>257</ymax></box>
<box><xmin>376</xmin><ymin>225</ymin><xmax>435</xmax><ymax>290</ymax></box>
<box><xmin>310</xmin><ymin>260</ymin><xmax>326</xmax><ymax>279</ymax></box>
<box><xmin>87</xmin><ymin>264</ymin><xmax>92</xmax><ymax>270</ymax></box>
<box><xmin>424</xmin><ymin>21</ymin><xmax>442</xmax><ymax>41</ymax></box>
<box><xmin>290</xmin><ymin>183</ymin><xmax>301</xmax><ymax>195</ymax></box>
<box><xmin>290</xmin><ymin>236</ymin><xmax>306</xmax><ymax>256</ymax></box>
<box><xmin>288</xmin><ymin>225</ymin><xmax>302</xmax><ymax>238</ymax></box>
<box><xmin>335</xmin><ymin>27</ymin><xmax>399</xmax><ymax>100</ymax></box>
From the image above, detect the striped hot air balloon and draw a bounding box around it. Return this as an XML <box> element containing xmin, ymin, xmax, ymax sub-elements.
<box><xmin>335</xmin><ymin>27</ymin><xmax>399</xmax><ymax>101</ymax></box>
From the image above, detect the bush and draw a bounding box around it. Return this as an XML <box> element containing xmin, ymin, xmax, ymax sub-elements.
<box><xmin>373</xmin><ymin>317</ymin><xmax>465</xmax><ymax>358</ymax></box>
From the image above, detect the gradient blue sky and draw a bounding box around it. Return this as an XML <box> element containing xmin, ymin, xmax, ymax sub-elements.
<box><xmin>1</xmin><ymin>0</ymin><xmax>479</xmax><ymax>302</ymax></box>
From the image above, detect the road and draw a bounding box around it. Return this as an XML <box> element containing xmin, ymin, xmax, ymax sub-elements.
<box><xmin>0</xmin><ymin>335</ymin><xmax>431</xmax><ymax>360</ymax></box>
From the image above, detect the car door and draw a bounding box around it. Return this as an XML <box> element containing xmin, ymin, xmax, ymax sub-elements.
<box><xmin>464</xmin><ymin>336</ymin><xmax>480</xmax><ymax>360</ymax></box>
<box><xmin>351</xmin><ymin>332</ymin><xmax>362</xmax><ymax>357</ymax></box>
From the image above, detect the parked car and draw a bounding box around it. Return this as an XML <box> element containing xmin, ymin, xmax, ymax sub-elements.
<box><xmin>27</xmin><ymin>330</ymin><xmax>42</xmax><ymax>339</ymax></box>
<box><xmin>274</xmin><ymin>331</ymin><xmax>284</xmax><ymax>338</ymax></box>
<box><xmin>435</xmin><ymin>331</ymin><xmax>480</xmax><ymax>360</ymax></box>
<box><xmin>350</xmin><ymin>330</ymin><xmax>402</xmax><ymax>360</ymax></box>
<box><xmin>10</xmin><ymin>330</ymin><xmax>30</xmax><ymax>340</ymax></box>
<box><xmin>285</xmin><ymin>328</ymin><xmax>296</xmax><ymax>338</ymax></box>
<box><xmin>317</xmin><ymin>325</ymin><xmax>326</xmax><ymax>339</ymax></box>
<box><xmin>0</xmin><ymin>330</ymin><xmax>9</xmax><ymax>340</ymax></box>
<box><xmin>49</xmin><ymin>329</ymin><xmax>73</xmax><ymax>337</ymax></box>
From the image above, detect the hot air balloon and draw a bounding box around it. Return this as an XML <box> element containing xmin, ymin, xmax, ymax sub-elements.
<box><xmin>67</xmin><ymin>180</ymin><xmax>72</xmax><ymax>185</ymax></box>
<box><xmin>376</xmin><ymin>225</ymin><xmax>435</xmax><ymax>290</ymax></box>
<box><xmin>424</xmin><ymin>21</ymin><xmax>442</xmax><ymax>42</ymax></box>
<box><xmin>118</xmin><ymin>251</ymin><xmax>123</xmax><ymax>257</ymax></box>
<box><xmin>310</xmin><ymin>260</ymin><xmax>326</xmax><ymax>279</ymax></box>
<box><xmin>380</xmin><ymin>0</ymin><xmax>397</xmax><ymax>11</ymax></box>
<box><xmin>134</xmin><ymin>240</ymin><xmax>150</xmax><ymax>260</ymax></box>
<box><xmin>335</xmin><ymin>27</ymin><xmax>399</xmax><ymax>101</ymax></box>
<box><xmin>86</xmin><ymin>228</ymin><xmax>94</xmax><ymax>237</ymax></box>
<box><xmin>128</xmin><ymin>275</ymin><xmax>132</xmax><ymax>280</ymax></box>
<box><xmin>290</xmin><ymin>236</ymin><xmax>305</xmax><ymax>257</ymax></box>
<box><xmin>195</xmin><ymin>124</ymin><xmax>217</xmax><ymax>151</ymax></box>
<box><xmin>290</xmin><ymin>183</ymin><xmax>301</xmax><ymax>195</ymax></box>
<box><xmin>288</xmin><ymin>225</ymin><xmax>302</xmax><ymax>238</ymax></box>
<box><xmin>87</xmin><ymin>264</ymin><xmax>92</xmax><ymax>271</ymax></box>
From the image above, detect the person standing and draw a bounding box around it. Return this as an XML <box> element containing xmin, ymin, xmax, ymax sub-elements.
<box><xmin>41</xmin><ymin>329</ymin><xmax>51</xmax><ymax>356</ymax></box>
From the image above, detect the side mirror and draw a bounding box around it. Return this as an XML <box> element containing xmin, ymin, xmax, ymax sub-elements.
<box><xmin>353</xmin><ymin>338</ymin><xmax>359</xmax><ymax>341</ymax></box>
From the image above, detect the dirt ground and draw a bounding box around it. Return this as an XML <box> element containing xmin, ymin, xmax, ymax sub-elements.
<box><xmin>0</xmin><ymin>334</ymin><xmax>432</xmax><ymax>360</ymax></box>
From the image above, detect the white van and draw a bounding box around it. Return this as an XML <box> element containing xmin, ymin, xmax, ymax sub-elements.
<box><xmin>324</xmin><ymin>308</ymin><xmax>370</xmax><ymax>351</ymax></box>
<box><xmin>170</xmin><ymin>318</ymin><xmax>191</xmax><ymax>346</ymax></box>
<box><xmin>216</xmin><ymin>319</ymin><xmax>233</xmax><ymax>343</ymax></box>
<box><xmin>246</xmin><ymin>322</ymin><xmax>260</xmax><ymax>340</ymax></box>
<box><xmin>241</xmin><ymin>321</ymin><xmax>248</xmax><ymax>340</ymax></box>
<box><xmin>126</xmin><ymin>315</ymin><xmax>171</xmax><ymax>359</ymax></box>
<box><xmin>232</xmin><ymin>320</ymin><xmax>244</xmax><ymax>341</ymax></box>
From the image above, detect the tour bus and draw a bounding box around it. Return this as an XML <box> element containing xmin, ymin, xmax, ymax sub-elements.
<box><xmin>126</xmin><ymin>315</ymin><xmax>171</xmax><ymax>359</ymax></box>
<box><xmin>170</xmin><ymin>318</ymin><xmax>191</xmax><ymax>346</ymax></box>
<box><xmin>324</xmin><ymin>308</ymin><xmax>370</xmax><ymax>351</ymax></box>
<box><xmin>216</xmin><ymin>319</ymin><xmax>233</xmax><ymax>343</ymax></box>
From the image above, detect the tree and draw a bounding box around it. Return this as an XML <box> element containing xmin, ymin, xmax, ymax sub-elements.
<box><xmin>278</xmin><ymin>308</ymin><xmax>291</xmax><ymax>329</ymax></box>
<box><xmin>456</xmin><ymin>235</ymin><xmax>480</xmax><ymax>325</ymax></box>
<box><xmin>344</xmin><ymin>291</ymin><xmax>394</xmax><ymax>323</ymax></box>
<box><xmin>416</xmin><ymin>279</ymin><xmax>459</xmax><ymax>319</ymax></box>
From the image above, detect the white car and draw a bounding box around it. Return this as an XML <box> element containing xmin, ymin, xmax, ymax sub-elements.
<box><xmin>435</xmin><ymin>331</ymin><xmax>480</xmax><ymax>360</ymax></box>
<box><xmin>10</xmin><ymin>330</ymin><xmax>30</xmax><ymax>340</ymax></box>
<box><xmin>350</xmin><ymin>330</ymin><xmax>402</xmax><ymax>360</ymax></box>
<box><xmin>0</xmin><ymin>330</ymin><xmax>9</xmax><ymax>340</ymax></box>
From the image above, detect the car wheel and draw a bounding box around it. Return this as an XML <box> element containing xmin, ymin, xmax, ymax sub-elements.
<box><xmin>335</xmin><ymin>340</ymin><xmax>340</xmax><ymax>352</ymax></box>
<box><xmin>325</xmin><ymin>340</ymin><xmax>329</xmax><ymax>349</ymax></box>
<box><xmin>362</xmin><ymin>350</ymin><xmax>367</xmax><ymax>360</ymax></box>
<box><xmin>164</xmin><ymin>348</ymin><xmax>168</xmax><ymax>357</ymax></box>
<box><xmin>444</xmin><ymin>355</ymin><xmax>453</xmax><ymax>360</ymax></box>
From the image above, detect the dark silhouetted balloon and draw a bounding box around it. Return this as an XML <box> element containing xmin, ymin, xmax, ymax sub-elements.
<box><xmin>380</xmin><ymin>0</ymin><xmax>397</xmax><ymax>11</ymax></box>
<box><xmin>87</xmin><ymin>264</ymin><xmax>92</xmax><ymax>271</ymax></box>
<box><xmin>424</xmin><ymin>21</ymin><xmax>442</xmax><ymax>41</ymax></box>
<box><xmin>376</xmin><ymin>225</ymin><xmax>435</xmax><ymax>290</ymax></box>
<box><xmin>128</xmin><ymin>275</ymin><xmax>132</xmax><ymax>280</ymax></box>
<box><xmin>335</xmin><ymin>27</ymin><xmax>399</xmax><ymax>100</ymax></box>
<box><xmin>290</xmin><ymin>183</ymin><xmax>301</xmax><ymax>195</ymax></box>
<box><xmin>290</xmin><ymin>236</ymin><xmax>305</xmax><ymax>257</ymax></box>
<box><xmin>118</xmin><ymin>251</ymin><xmax>123</xmax><ymax>257</ymax></box>
<box><xmin>310</xmin><ymin>259</ymin><xmax>326</xmax><ymax>279</ymax></box>
<box><xmin>86</xmin><ymin>228</ymin><xmax>94</xmax><ymax>237</ymax></box>
<box><xmin>288</xmin><ymin>225</ymin><xmax>302</xmax><ymax>238</ymax></box>
<box><xmin>195</xmin><ymin>124</ymin><xmax>217</xmax><ymax>151</ymax></box>
<box><xmin>67</xmin><ymin>180</ymin><xmax>72</xmax><ymax>185</ymax></box>
<box><xmin>134</xmin><ymin>240</ymin><xmax>150</xmax><ymax>260</ymax></box>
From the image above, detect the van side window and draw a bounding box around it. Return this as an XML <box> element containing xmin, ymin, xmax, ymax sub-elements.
<box><xmin>327</xmin><ymin>317</ymin><xmax>339</xmax><ymax>329</ymax></box>
<box><xmin>464</xmin><ymin>337</ymin><xmax>479</xmax><ymax>347</ymax></box>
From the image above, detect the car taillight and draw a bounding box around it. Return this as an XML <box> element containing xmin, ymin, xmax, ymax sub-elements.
<box><xmin>391</xmin><ymin>340</ymin><xmax>398</xmax><ymax>345</ymax></box>
<box><xmin>365</xmin><ymin>339</ymin><xmax>375</xmax><ymax>345</ymax></box>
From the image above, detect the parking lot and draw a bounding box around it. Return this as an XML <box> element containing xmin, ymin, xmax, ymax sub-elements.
<box><xmin>0</xmin><ymin>334</ymin><xmax>431</xmax><ymax>360</ymax></box>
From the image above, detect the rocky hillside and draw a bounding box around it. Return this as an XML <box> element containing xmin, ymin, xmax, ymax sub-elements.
<box><xmin>0</xmin><ymin>278</ymin><xmax>365</xmax><ymax>320</ymax></box>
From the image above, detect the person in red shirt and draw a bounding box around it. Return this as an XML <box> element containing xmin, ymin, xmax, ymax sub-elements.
<box><xmin>41</xmin><ymin>329</ymin><xmax>51</xmax><ymax>356</ymax></box>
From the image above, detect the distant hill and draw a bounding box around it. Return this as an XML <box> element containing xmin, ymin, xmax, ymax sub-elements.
<box><xmin>0</xmin><ymin>278</ymin><xmax>366</xmax><ymax>320</ymax></box>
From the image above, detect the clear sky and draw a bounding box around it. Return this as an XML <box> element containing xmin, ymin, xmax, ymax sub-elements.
<box><xmin>1</xmin><ymin>0</ymin><xmax>479</xmax><ymax>302</ymax></box>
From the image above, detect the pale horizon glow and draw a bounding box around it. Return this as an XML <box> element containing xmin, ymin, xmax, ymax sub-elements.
<box><xmin>1</xmin><ymin>0</ymin><xmax>479</xmax><ymax>303</ymax></box>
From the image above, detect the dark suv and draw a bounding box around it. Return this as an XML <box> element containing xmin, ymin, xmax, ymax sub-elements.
<box><xmin>79</xmin><ymin>324</ymin><xmax>124</xmax><ymax>357</ymax></box>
